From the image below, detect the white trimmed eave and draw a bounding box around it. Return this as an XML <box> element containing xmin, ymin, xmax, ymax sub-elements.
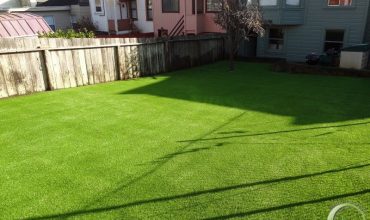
<box><xmin>8</xmin><ymin>6</ymin><xmax>71</xmax><ymax>12</ymax></box>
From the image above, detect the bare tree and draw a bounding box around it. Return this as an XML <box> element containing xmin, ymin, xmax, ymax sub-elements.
<box><xmin>215</xmin><ymin>0</ymin><xmax>264</xmax><ymax>71</ymax></box>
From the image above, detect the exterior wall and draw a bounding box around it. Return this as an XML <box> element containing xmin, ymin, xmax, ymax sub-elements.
<box><xmin>32</xmin><ymin>10</ymin><xmax>73</xmax><ymax>30</ymax></box>
<box><xmin>198</xmin><ymin>13</ymin><xmax>224</xmax><ymax>33</ymax></box>
<box><xmin>0</xmin><ymin>0</ymin><xmax>20</xmax><ymax>8</ymax></box>
<box><xmin>89</xmin><ymin>0</ymin><xmax>108</xmax><ymax>32</ymax></box>
<box><xmin>153</xmin><ymin>0</ymin><xmax>186</xmax><ymax>36</ymax></box>
<box><xmin>134</xmin><ymin>0</ymin><xmax>153</xmax><ymax>33</ymax></box>
<box><xmin>70</xmin><ymin>5</ymin><xmax>91</xmax><ymax>21</ymax></box>
<box><xmin>256</xmin><ymin>0</ymin><xmax>370</xmax><ymax>62</ymax></box>
<box><xmin>152</xmin><ymin>0</ymin><xmax>224</xmax><ymax>36</ymax></box>
<box><xmin>90</xmin><ymin>0</ymin><xmax>154</xmax><ymax>33</ymax></box>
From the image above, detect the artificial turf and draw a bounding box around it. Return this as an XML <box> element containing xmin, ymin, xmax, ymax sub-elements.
<box><xmin>0</xmin><ymin>61</ymin><xmax>369</xmax><ymax>219</ymax></box>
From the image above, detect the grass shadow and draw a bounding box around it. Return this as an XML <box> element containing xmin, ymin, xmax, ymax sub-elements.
<box><xmin>121</xmin><ymin>62</ymin><xmax>370</xmax><ymax>125</ymax></box>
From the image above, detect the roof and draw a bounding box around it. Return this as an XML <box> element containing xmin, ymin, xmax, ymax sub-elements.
<box><xmin>0</xmin><ymin>13</ymin><xmax>52</xmax><ymax>38</ymax></box>
<box><xmin>37</xmin><ymin>0</ymin><xmax>89</xmax><ymax>6</ymax></box>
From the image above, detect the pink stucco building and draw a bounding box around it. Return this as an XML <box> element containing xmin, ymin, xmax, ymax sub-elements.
<box><xmin>152</xmin><ymin>0</ymin><xmax>225</xmax><ymax>37</ymax></box>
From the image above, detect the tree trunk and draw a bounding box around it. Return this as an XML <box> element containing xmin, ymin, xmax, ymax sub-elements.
<box><xmin>229</xmin><ymin>47</ymin><xmax>235</xmax><ymax>71</ymax></box>
<box><xmin>228</xmin><ymin>36</ymin><xmax>235</xmax><ymax>71</ymax></box>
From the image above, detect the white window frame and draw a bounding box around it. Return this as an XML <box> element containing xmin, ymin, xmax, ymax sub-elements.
<box><xmin>95</xmin><ymin>0</ymin><xmax>105</xmax><ymax>15</ymax></box>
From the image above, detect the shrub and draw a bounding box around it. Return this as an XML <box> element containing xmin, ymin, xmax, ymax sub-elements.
<box><xmin>73</xmin><ymin>17</ymin><xmax>97</xmax><ymax>33</ymax></box>
<box><xmin>39</xmin><ymin>28</ymin><xmax>95</xmax><ymax>39</ymax></box>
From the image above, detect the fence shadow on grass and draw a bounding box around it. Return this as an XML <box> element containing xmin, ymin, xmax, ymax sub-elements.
<box><xmin>121</xmin><ymin>62</ymin><xmax>370</xmax><ymax>125</ymax></box>
<box><xmin>202</xmin><ymin>189</ymin><xmax>370</xmax><ymax>220</ymax></box>
<box><xmin>25</xmin><ymin>161</ymin><xmax>370</xmax><ymax>220</ymax></box>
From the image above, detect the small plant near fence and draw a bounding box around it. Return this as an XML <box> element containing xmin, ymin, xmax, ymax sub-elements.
<box><xmin>39</xmin><ymin>28</ymin><xmax>95</xmax><ymax>39</ymax></box>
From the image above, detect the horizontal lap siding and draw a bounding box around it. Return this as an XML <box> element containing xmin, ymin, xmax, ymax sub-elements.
<box><xmin>257</xmin><ymin>0</ymin><xmax>370</xmax><ymax>61</ymax></box>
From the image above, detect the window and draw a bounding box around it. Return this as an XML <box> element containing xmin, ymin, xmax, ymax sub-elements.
<box><xmin>260</xmin><ymin>0</ymin><xmax>277</xmax><ymax>6</ymax></box>
<box><xmin>286</xmin><ymin>0</ymin><xmax>300</xmax><ymax>6</ymax></box>
<box><xmin>146</xmin><ymin>0</ymin><xmax>153</xmax><ymax>21</ymax></box>
<box><xmin>130</xmin><ymin>0</ymin><xmax>138</xmax><ymax>20</ymax></box>
<box><xmin>324</xmin><ymin>30</ymin><xmax>345</xmax><ymax>52</ymax></box>
<box><xmin>328</xmin><ymin>0</ymin><xmax>352</xmax><ymax>6</ymax></box>
<box><xmin>43</xmin><ymin>16</ymin><xmax>56</xmax><ymax>31</ymax></box>
<box><xmin>206</xmin><ymin>0</ymin><xmax>222</xmax><ymax>12</ymax></box>
<box><xmin>268</xmin><ymin>28</ymin><xmax>284</xmax><ymax>50</ymax></box>
<box><xmin>95</xmin><ymin>0</ymin><xmax>104</xmax><ymax>14</ymax></box>
<box><xmin>70</xmin><ymin>15</ymin><xmax>77</xmax><ymax>29</ymax></box>
<box><xmin>162</xmin><ymin>0</ymin><xmax>179</xmax><ymax>12</ymax></box>
<box><xmin>193</xmin><ymin>0</ymin><xmax>204</xmax><ymax>14</ymax></box>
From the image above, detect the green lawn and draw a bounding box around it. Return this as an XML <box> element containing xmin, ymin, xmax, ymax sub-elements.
<box><xmin>1</xmin><ymin>62</ymin><xmax>370</xmax><ymax>220</ymax></box>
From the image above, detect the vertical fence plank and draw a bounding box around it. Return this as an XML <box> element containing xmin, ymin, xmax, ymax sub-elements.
<box><xmin>0</xmin><ymin>36</ymin><xmax>225</xmax><ymax>99</ymax></box>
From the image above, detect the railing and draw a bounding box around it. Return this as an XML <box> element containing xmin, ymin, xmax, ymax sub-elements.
<box><xmin>169</xmin><ymin>15</ymin><xmax>185</xmax><ymax>37</ymax></box>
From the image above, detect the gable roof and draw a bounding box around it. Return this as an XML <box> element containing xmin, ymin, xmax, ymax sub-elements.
<box><xmin>0</xmin><ymin>13</ymin><xmax>52</xmax><ymax>38</ymax></box>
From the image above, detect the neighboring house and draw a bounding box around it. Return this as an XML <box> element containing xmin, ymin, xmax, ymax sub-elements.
<box><xmin>0</xmin><ymin>0</ymin><xmax>91</xmax><ymax>31</ymax></box>
<box><xmin>0</xmin><ymin>13</ymin><xmax>52</xmax><ymax>38</ymax></box>
<box><xmin>153</xmin><ymin>0</ymin><xmax>370</xmax><ymax>62</ymax></box>
<box><xmin>152</xmin><ymin>0</ymin><xmax>224</xmax><ymax>36</ymax></box>
<box><xmin>256</xmin><ymin>0</ymin><xmax>370</xmax><ymax>61</ymax></box>
<box><xmin>89</xmin><ymin>0</ymin><xmax>153</xmax><ymax>34</ymax></box>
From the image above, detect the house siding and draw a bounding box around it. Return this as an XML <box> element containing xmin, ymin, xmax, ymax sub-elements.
<box><xmin>256</xmin><ymin>0</ymin><xmax>370</xmax><ymax>62</ymax></box>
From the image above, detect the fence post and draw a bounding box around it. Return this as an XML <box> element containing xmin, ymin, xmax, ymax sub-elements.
<box><xmin>114</xmin><ymin>45</ymin><xmax>121</xmax><ymax>80</ymax></box>
<box><xmin>164</xmin><ymin>39</ymin><xmax>171</xmax><ymax>72</ymax></box>
<box><xmin>40</xmin><ymin>49</ymin><xmax>53</xmax><ymax>91</ymax></box>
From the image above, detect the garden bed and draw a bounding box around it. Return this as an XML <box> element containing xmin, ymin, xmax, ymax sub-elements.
<box><xmin>271</xmin><ymin>61</ymin><xmax>370</xmax><ymax>77</ymax></box>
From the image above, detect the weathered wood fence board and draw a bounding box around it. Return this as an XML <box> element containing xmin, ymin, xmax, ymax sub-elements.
<box><xmin>0</xmin><ymin>35</ymin><xmax>225</xmax><ymax>99</ymax></box>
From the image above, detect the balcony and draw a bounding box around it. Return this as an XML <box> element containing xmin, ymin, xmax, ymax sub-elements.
<box><xmin>260</xmin><ymin>0</ymin><xmax>305</xmax><ymax>25</ymax></box>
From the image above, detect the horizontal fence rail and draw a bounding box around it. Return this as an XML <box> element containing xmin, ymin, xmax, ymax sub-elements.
<box><xmin>0</xmin><ymin>35</ymin><xmax>225</xmax><ymax>99</ymax></box>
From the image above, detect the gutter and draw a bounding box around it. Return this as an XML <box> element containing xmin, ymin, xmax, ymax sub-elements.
<box><xmin>8</xmin><ymin>6</ymin><xmax>71</xmax><ymax>12</ymax></box>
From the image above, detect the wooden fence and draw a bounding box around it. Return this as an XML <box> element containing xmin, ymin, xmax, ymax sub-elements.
<box><xmin>0</xmin><ymin>35</ymin><xmax>225</xmax><ymax>99</ymax></box>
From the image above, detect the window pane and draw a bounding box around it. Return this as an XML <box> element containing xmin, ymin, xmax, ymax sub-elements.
<box><xmin>206</xmin><ymin>0</ymin><xmax>222</xmax><ymax>12</ymax></box>
<box><xmin>325</xmin><ymin>30</ymin><xmax>344</xmax><ymax>42</ymax></box>
<box><xmin>269</xmin><ymin>28</ymin><xmax>284</xmax><ymax>39</ymax></box>
<box><xmin>146</xmin><ymin>0</ymin><xmax>153</xmax><ymax>20</ymax></box>
<box><xmin>328</xmin><ymin>0</ymin><xmax>352</xmax><ymax>6</ymax></box>
<box><xmin>269</xmin><ymin>40</ymin><xmax>284</xmax><ymax>50</ymax></box>
<box><xmin>324</xmin><ymin>42</ymin><xmax>343</xmax><ymax>52</ymax></box>
<box><xmin>95</xmin><ymin>0</ymin><xmax>102</xmax><ymax>12</ymax></box>
<box><xmin>198</xmin><ymin>0</ymin><xmax>204</xmax><ymax>13</ymax></box>
<box><xmin>43</xmin><ymin>16</ymin><xmax>56</xmax><ymax>31</ymax></box>
<box><xmin>286</xmin><ymin>0</ymin><xmax>300</xmax><ymax>6</ymax></box>
<box><xmin>162</xmin><ymin>0</ymin><xmax>179</xmax><ymax>12</ymax></box>
<box><xmin>268</xmin><ymin>28</ymin><xmax>284</xmax><ymax>50</ymax></box>
<box><xmin>260</xmin><ymin>0</ymin><xmax>277</xmax><ymax>6</ymax></box>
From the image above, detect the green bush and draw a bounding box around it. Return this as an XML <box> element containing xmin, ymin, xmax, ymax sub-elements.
<box><xmin>39</xmin><ymin>28</ymin><xmax>95</xmax><ymax>39</ymax></box>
